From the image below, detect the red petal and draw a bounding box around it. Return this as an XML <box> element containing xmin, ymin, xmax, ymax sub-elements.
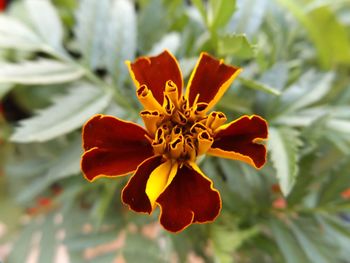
<box><xmin>81</xmin><ymin>115</ymin><xmax>153</xmax><ymax>181</ymax></box>
<box><xmin>157</xmin><ymin>163</ymin><xmax>221</xmax><ymax>232</ymax></box>
<box><xmin>209</xmin><ymin>115</ymin><xmax>268</xmax><ymax>169</ymax></box>
<box><xmin>0</xmin><ymin>0</ymin><xmax>6</xmax><ymax>11</ymax></box>
<box><xmin>122</xmin><ymin>155</ymin><xmax>164</xmax><ymax>213</ymax></box>
<box><xmin>127</xmin><ymin>50</ymin><xmax>183</xmax><ymax>104</ymax></box>
<box><xmin>186</xmin><ymin>52</ymin><xmax>241</xmax><ymax>109</ymax></box>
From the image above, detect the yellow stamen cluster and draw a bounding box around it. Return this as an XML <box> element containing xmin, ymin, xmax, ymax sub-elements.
<box><xmin>138</xmin><ymin>81</ymin><xmax>227</xmax><ymax>163</ymax></box>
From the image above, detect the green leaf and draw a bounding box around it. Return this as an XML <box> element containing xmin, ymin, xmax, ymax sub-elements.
<box><xmin>0</xmin><ymin>59</ymin><xmax>84</xmax><ymax>85</ymax></box>
<box><xmin>0</xmin><ymin>83</ymin><xmax>13</xmax><ymax>99</ymax></box>
<box><xmin>25</xmin><ymin>0</ymin><xmax>64</xmax><ymax>51</ymax></box>
<box><xmin>64</xmin><ymin>232</ymin><xmax>118</xmax><ymax>252</ymax></box>
<box><xmin>208</xmin><ymin>0</ymin><xmax>236</xmax><ymax>30</ymax></box>
<box><xmin>276</xmin><ymin>0</ymin><xmax>350</xmax><ymax>68</ymax></box>
<box><xmin>268</xmin><ymin>127</ymin><xmax>302</xmax><ymax>196</ymax></box>
<box><xmin>46</xmin><ymin>135</ymin><xmax>82</xmax><ymax>181</ymax></box>
<box><xmin>15</xmin><ymin>175</ymin><xmax>53</xmax><ymax>203</ymax></box>
<box><xmin>0</xmin><ymin>15</ymin><xmax>42</xmax><ymax>51</ymax></box>
<box><xmin>137</xmin><ymin>0</ymin><xmax>169</xmax><ymax>53</ymax></box>
<box><xmin>317</xmin><ymin>215</ymin><xmax>350</xmax><ymax>259</ymax></box>
<box><xmin>10</xmin><ymin>83</ymin><xmax>111</xmax><ymax>142</ymax></box>
<box><xmin>318</xmin><ymin>159</ymin><xmax>350</xmax><ymax>205</ymax></box>
<box><xmin>211</xmin><ymin>223</ymin><xmax>259</xmax><ymax>263</ymax></box>
<box><xmin>74</xmin><ymin>0</ymin><xmax>111</xmax><ymax>69</ymax></box>
<box><xmin>218</xmin><ymin>34</ymin><xmax>256</xmax><ymax>59</ymax></box>
<box><xmin>239</xmin><ymin>77</ymin><xmax>281</xmax><ymax>96</ymax></box>
<box><xmin>7</xmin><ymin>220</ymin><xmax>39</xmax><ymax>263</ymax></box>
<box><xmin>284</xmin><ymin>71</ymin><xmax>334</xmax><ymax>112</ymax></box>
<box><xmin>227</xmin><ymin>0</ymin><xmax>267</xmax><ymax>37</ymax></box>
<box><xmin>259</xmin><ymin>62</ymin><xmax>289</xmax><ymax>91</ymax></box>
<box><xmin>104</xmin><ymin>0</ymin><xmax>137</xmax><ymax>83</ymax></box>
<box><xmin>289</xmin><ymin>219</ymin><xmax>335</xmax><ymax>263</ymax></box>
<box><xmin>38</xmin><ymin>215</ymin><xmax>58</xmax><ymax>263</ymax></box>
<box><xmin>273</xmin><ymin>106</ymin><xmax>328</xmax><ymax>127</ymax></box>
<box><xmin>269</xmin><ymin>219</ymin><xmax>310</xmax><ymax>263</ymax></box>
<box><xmin>149</xmin><ymin>32</ymin><xmax>181</xmax><ymax>56</ymax></box>
<box><xmin>123</xmin><ymin>233</ymin><xmax>166</xmax><ymax>263</ymax></box>
<box><xmin>191</xmin><ymin>0</ymin><xmax>207</xmax><ymax>24</ymax></box>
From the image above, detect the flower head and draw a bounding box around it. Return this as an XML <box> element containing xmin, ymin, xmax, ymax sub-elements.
<box><xmin>81</xmin><ymin>50</ymin><xmax>268</xmax><ymax>232</ymax></box>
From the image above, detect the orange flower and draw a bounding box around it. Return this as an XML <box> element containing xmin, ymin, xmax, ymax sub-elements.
<box><xmin>81</xmin><ymin>51</ymin><xmax>268</xmax><ymax>232</ymax></box>
<box><xmin>341</xmin><ymin>188</ymin><xmax>350</xmax><ymax>200</ymax></box>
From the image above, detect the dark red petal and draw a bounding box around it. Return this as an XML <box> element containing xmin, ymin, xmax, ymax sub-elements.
<box><xmin>83</xmin><ymin>114</ymin><xmax>150</xmax><ymax>151</ymax></box>
<box><xmin>186</xmin><ymin>53</ymin><xmax>241</xmax><ymax>109</ymax></box>
<box><xmin>81</xmin><ymin>115</ymin><xmax>154</xmax><ymax>181</ymax></box>
<box><xmin>122</xmin><ymin>155</ymin><xmax>164</xmax><ymax>213</ymax></box>
<box><xmin>0</xmin><ymin>0</ymin><xmax>6</xmax><ymax>11</ymax></box>
<box><xmin>127</xmin><ymin>50</ymin><xmax>183</xmax><ymax>104</ymax></box>
<box><xmin>157</xmin><ymin>163</ymin><xmax>221</xmax><ymax>232</ymax></box>
<box><xmin>210</xmin><ymin>115</ymin><xmax>268</xmax><ymax>169</ymax></box>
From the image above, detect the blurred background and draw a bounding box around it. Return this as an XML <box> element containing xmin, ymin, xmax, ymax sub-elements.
<box><xmin>1</xmin><ymin>0</ymin><xmax>350</xmax><ymax>262</ymax></box>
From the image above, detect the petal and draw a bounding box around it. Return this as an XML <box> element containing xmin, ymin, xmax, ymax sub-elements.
<box><xmin>186</xmin><ymin>52</ymin><xmax>241</xmax><ymax>109</ymax></box>
<box><xmin>121</xmin><ymin>155</ymin><xmax>164</xmax><ymax>214</ymax></box>
<box><xmin>209</xmin><ymin>115</ymin><xmax>268</xmax><ymax>169</ymax></box>
<box><xmin>81</xmin><ymin>114</ymin><xmax>154</xmax><ymax>181</ymax></box>
<box><xmin>157</xmin><ymin>162</ymin><xmax>221</xmax><ymax>232</ymax></box>
<box><xmin>126</xmin><ymin>50</ymin><xmax>183</xmax><ymax>104</ymax></box>
<box><xmin>146</xmin><ymin>160</ymin><xmax>178</xmax><ymax>208</ymax></box>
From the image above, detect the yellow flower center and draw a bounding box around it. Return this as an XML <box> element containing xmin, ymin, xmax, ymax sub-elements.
<box><xmin>138</xmin><ymin>81</ymin><xmax>227</xmax><ymax>163</ymax></box>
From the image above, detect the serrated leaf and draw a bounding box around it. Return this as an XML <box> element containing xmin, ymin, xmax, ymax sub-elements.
<box><xmin>74</xmin><ymin>0</ymin><xmax>111</xmax><ymax>69</ymax></box>
<box><xmin>273</xmin><ymin>106</ymin><xmax>328</xmax><ymax>127</ymax></box>
<box><xmin>268</xmin><ymin>127</ymin><xmax>302</xmax><ymax>196</ymax></box>
<box><xmin>25</xmin><ymin>0</ymin><xmax>64</xmax><ymax>51</ymax></box>
<box><xmin>105</xmin><ymin>0</ymin><xmax>137</xmax><ymax>82</ymax></box>
<box><xmin>218</xmin><ymin>34</ymin><xmax>256</xmax><ymax>59</ymax></box>
<box><xmin>0</xmin><ymin>15</ymin><xmax>42</xmax><ymax>51</ymax></box>
<box><xmin>0</xmin><ymin>59</ymin><xmax>85</xmax><ymax>85</ymax></box>
<box><xmin>10</xmin><ymin>83</ymin><xmax>111</xmax><ymax>142</ymax></box>
<box><xmin>239</xmin><ymin>77</ymin><xmax>281</xmax><ymax>96</ymax></box>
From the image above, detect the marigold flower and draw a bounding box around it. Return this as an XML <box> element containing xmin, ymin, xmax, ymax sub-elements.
<box><xmin>81</xmin><ymin>50</ymin><xmax>268</xmax><ymax>232</ymax></box>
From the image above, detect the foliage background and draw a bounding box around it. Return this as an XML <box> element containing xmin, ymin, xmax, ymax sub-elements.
<box><xmin>1</xmin><ymin>0</ymin><xmax>350</xmax><ymax>262</ymax></box>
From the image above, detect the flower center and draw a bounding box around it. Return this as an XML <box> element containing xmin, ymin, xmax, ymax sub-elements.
<box><xmin>139</xmin><ymin>81</ymin><xmax>227</xmax><ymax>163</ymax></box>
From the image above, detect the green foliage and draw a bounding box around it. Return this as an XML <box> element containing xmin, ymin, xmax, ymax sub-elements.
<box><xmin>0</xmin><ymin>59</ymin><xmax>84</xmax><ymax>85</ymax></box>
<box><xmin>10</xmin><ymin>83</ymin><xmax>111</xmax><ymax>142</ymax></box>
<box><xmin>1</xmin><ymin>0</ymin><xmax>350</xmax><ymax>262</ymax></box>
<box><xmin>268</xmin><ymin>127</ymin><xmax>302</xmax><ymax>196</ymax></box>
